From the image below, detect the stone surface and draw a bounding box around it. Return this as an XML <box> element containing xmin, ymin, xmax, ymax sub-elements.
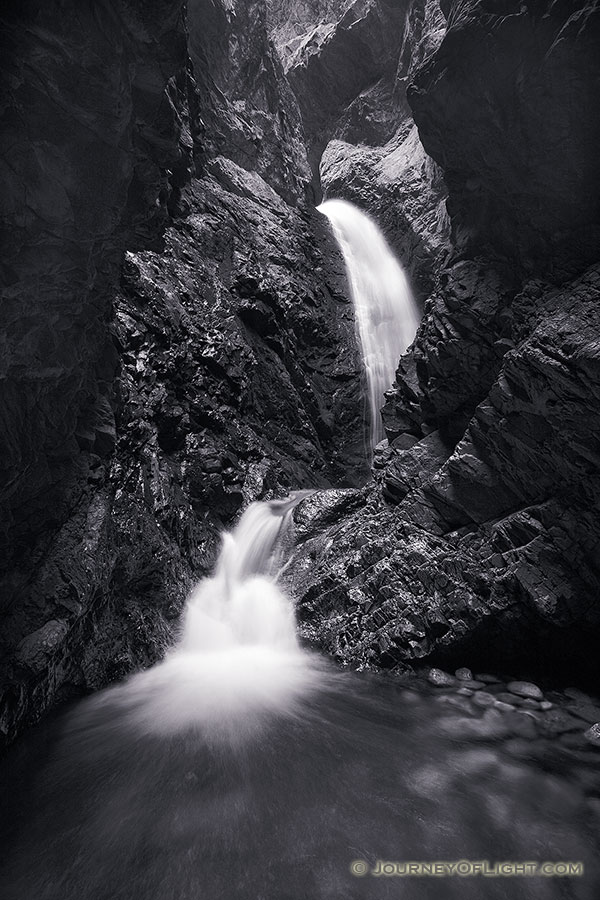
<box><xmin>0</xmin><ymin>0</ymin><xmax>364</xmax><ymax>747</ymax></box>
<box><xmin>427</xmin><ymin>667</ymin><xmax>455</xmax><ymax>687</ymax></box>
<box><xmin>287</xmin><ymin>0</ymin><xmax>600</xmax><ymax>686</ymax></box>
<box><xmin>583</xmin><ymin>724</ymin><xmax>600</xmax><ymax>747</ymax></box>
<box><xmin>408</xmin><ymin>0</ymin><xmax>600</xmax><ymax>267</ymax></box>
<box><xmin>299</xmin><ymin>0</ymin><xmax>450</xmax><ymax>302</ymax></box>
<box><xmin>507</xmin><ymin>682</ymin><xmax>544</xmax><ymax>702</ymax></box>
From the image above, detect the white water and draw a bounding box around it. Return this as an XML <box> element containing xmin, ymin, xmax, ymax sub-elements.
<box><xmin>95</xmin><ymin>492</ymin><xmax>322</xmax><ymax>740</ymax></box>
<box><xmin>317</xmin><ymin>199</ymin><xmax>419</xmax><ymax>449</ymax></box>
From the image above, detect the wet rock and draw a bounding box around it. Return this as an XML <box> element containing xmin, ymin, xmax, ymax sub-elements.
<box><xmin>427</xmin><ymin>668</ymin><xmax>455</xmax><ymax>687</ymax></box>
<box><xmin>408</xmin><ymin>0</ymin><xmax>600</xmax><ymax>263</ymax></box>
<box><xmin>476</xmin><ymin>674</ymin><xmax>502</xmax><ymax>685</ymax></box>
<box><xmin>15</xmin><ymin>621</ymin><xmax>69</xmax><ymax>675</ymax></box>
<box><xmin>507</xmin><ymin>712</ymin><xmax>539</xmax><ymax>741</ymax></box>
<box><xmin>0</xmin><ymin>0</ymin><xmax>366</xmax><ymax>747</ymax></box>
<box><xmin>495</xmin><ymin>693</ymin><xmax>520</xmax><ymax>707</ymax></box>
<box><xmin>583</xmin><ymin>724</ymin><xmax>600</xmax><ymax>747</ymax></box>
<box><xmin>538</xmin><ymin>710</ymin><xmax>583</xmax><ymax>737</ymax></box>
<box><xmin>493</xmin><ymin>701</ymin><xmax>515</xmax><ymax>714</ymax></box>
<box><xmin>441</xmin><ymin>708</ymin><xmax>510</xmax><ymax>741</ymax></box>
<box><xmin>472</xmin><ymin>692</ymin><xmax>496</xmax><ymax>708</ymax></box>
<box><xmin>520</xmin><ymin>699</ymin><xmax>542</xmax><ymax>710</ymax></box>
<box><xmin>455</xmin><ymin>667</ymin><xmax>473</xmax><ymax>681</ymax></box>
<box><xmin>507</xmin><ymin>682</ymin><xmax>544</xmax><ymax>702</ymax></box>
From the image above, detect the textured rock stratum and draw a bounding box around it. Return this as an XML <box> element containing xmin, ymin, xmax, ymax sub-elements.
<box><xmin>288</xmin><ymin>0</ymin><xmax>600</xmax><ymax>683</ymax></box>
<box><xmin>0</xmin><ymin>0</ymin><xmax>363</xmax><ymax>746</ymax></box>
<box><xmin>278</xmin><ymin>0</ymin><xmax>450</xmax><ymax>301</ymax></box>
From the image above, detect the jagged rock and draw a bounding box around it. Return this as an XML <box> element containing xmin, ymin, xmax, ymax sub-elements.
<box><xmin>15</xmin><ymin>621</ymin><xmax>69</xmax><ymax>675</ymax></box>
<box><xmin>583</xmin><ymin>724</ymin><xmax>600</xmax><ymax>747</ymax></box>
<box><xmin>408</xmin><ymin>0</ymin><xmax>600</xmax><ymax>267</ymax></box>
<box><xmin>427</xmin><ymin>667</ymin><xmax>454</xmax><ymax>687</ymax></box>
<box><xmin>188</xmin><ymin>0</ymin><xmax>313</xmax><ymax>205</ymax></box>
<box><xmin>287</xmin><ymin>0</ymin><xmax>600</xmax><ymax>687</ymax></box>
<box><xmin>0</xmin><ymin>0</ymin><xmax>365</xmax><ymax>747</ymax></box>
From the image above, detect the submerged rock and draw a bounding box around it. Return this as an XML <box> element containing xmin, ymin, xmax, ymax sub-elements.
<box><xmin>507</xmin><ymin>682</ymin><xmax>544</xmax><ymax>702</ymax></box>
<box><xmin>583</xmin><ymin>724</ymin><xmax>600</xmax><ymax>747</ymax></box>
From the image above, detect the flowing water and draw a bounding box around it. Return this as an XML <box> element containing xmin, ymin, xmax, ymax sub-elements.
<box><xmin>1</xmin><ymin>498</ymin><xmax>599</xmax><ymax>900</ymax></box>
<box><xmin>0</xmin><ymin>206</ymin><xmax>597</xmax><ymax>898</ymax></box>
<box><xmin>317</xmin><ymin>199</ymin><xmax>420</xmax><ymax>450</ymax></box>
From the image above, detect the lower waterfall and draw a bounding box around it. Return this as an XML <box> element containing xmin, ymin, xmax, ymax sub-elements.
<box><xmin>317</xmin><ymin>199</ymin><xmax>420</xmax><ymax>450</ymax></box>
<box><xmin>0</xmin><ymin>495</ymin><xmax>598</xmax><ymax>900</ymax></box>
<box><xmin>87</xmin><ymin>492</ymin><xmax>323</xmax><ymax>740</ymax></box>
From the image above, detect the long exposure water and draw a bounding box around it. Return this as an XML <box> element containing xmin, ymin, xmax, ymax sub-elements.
<box><xmin>317</xmin><ymin>199</ymin><xmax>420</xmax><ymax>450</ymax></box>
<box><xmin>1</xmin><ymin>498</ymin><xmax>599</xmax><ymax>900</ymax></box>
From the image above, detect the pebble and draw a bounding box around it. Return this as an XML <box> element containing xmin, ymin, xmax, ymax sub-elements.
<box><xmin>539</xmin><ymin>709</ymin><xmax>583</xmax><ymax>735</ymax></box>
<box><xmin>455</xmin><ymin>667</ymin><xmax>473</xmax><ymax>681</ymax></box>
<box><xmin>427</xmin><ymin>667</ymin><xmax>455</xmax><ymax>687</ymax></box>
<box><xmin>540</xmin><ymin>701</ymin><xmax>553</xmax><ymax>710</ymax></box>
<box><xmin>508</xmin><ymin>712</ymin><xmax>538</xmax><ymax>739</ymax></box>
<box><xmin>435</xmin><ymin>695</ymin><xmax>473</xmax><ymax>714</ymax></box>
<box><xmin>472</xmin><ymin>691</ymin><xmax>497</xmax><ymax>708</ymax></box>
<box><xmin>495</xmin><ymin>692</ymin><xmax>519</xmax><ymax>706</ymax></box>
<box><xmin>475</xmin><ymin>673</ymin><xmax>502</xmax><ymax>684</ymax></box>
<box><xmin>457</xmin><ymin>686</ymin><xmax>474</xmax><ymax>697</ymax></box>
<box><xmin>583</xmin><ymin>723</ymin><xmax>600</xmax><ymax>747</ymax></box>
<box><xmin>493</xmin><ymin>701</ymin><xmax>515</xmax><ymax>713</ymax></box>
<box><xmin>569</xmin><ymin>704</ymin><xmax>600</xmax><ymax>725</ymax></box>
<box><xmin>507</xmin><ymin>681</ymin><xmax>543</xmax><ymax>701</ymax></box>
<box><xmin>441</xmin><ymin>709</ymin><xmax>510</xmax><ymax>741</ymax></box>
<box><xmin>520</xmin><ymin>698</ymin><xmax>542</xmax><ymax>710</ymax></box>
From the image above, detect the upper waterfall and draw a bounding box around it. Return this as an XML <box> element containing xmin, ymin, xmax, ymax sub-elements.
<box><xmin>317</xmin><ymin>199</ymin><xmax>419</xmax><ymax>449</ymax></box>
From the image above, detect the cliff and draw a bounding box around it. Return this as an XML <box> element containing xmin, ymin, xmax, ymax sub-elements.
<box><xmin>0</xmin><ymin>0</ymin><xmax>363</xmax><ymax>746</ymax></box>
<box><xmin>288</xmin><ymin>0</ymin><xmax>600</xmax><ymax>682</ymax></box>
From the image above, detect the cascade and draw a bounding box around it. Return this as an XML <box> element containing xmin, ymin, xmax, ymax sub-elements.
<box><xmin>317</xmin><ymin>199</ymin><xmax>419</xmax><ymax>449</ymax></box>
<box><xmin>94</xmin><ymin>491</ymin><xmax>322</xmax><ymax>740</ymax></box>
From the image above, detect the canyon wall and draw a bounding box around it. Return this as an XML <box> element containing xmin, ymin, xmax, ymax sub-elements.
<box><xmin>289</xmin><ymin>0</ymin><xmax>600</xmax><ymax>682</ymax></box>
<box><xmin>0</xmin><ymin>0</ymin><xmax>363</xmax><ymax>747</ymax></box>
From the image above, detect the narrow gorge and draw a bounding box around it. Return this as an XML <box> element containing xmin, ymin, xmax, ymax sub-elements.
<box><xmin>1</xmin><ymin>1</ymin><xmax>600</xmax><ymax>897</ymax></box>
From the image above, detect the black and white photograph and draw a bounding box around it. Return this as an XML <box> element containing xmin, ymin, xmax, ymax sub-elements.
<box><xmin>1</xmin><ymin>0</ymin><xmax>599</xmax><ymax>897</ymax></box>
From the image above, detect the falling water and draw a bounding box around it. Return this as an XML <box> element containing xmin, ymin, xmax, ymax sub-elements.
<box><xmin>88</xmin><ymin>491</ymin><xmax>322</xmax><ymax>741</ymax></box>
<box><xmin>317</xmin><ymin>199</ymin><xmax>419</xmax><ymax>449</ymax></box>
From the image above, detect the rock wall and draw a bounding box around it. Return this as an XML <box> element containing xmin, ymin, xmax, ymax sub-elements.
<box><xmin>0</xmin><ymin>0</ymin><xmax>364</xmax><ymax>747</ymax></box>
<box><xmin>0</xmin><ymin>0</ymin><xmax>190</xmax><ymax>745</ymax></box>
<box><xmin>288</xmin><ymin>0</ymin><xmax>600</xmax><ymax>684</ymax></box>
<box><xmin>275</xmin><ymin>0</ymin><xmax>450</xmax><ymax>301</ymax></box>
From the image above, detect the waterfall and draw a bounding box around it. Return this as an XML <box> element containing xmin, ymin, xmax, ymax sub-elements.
<box><xmin>317</xmin><ymin>199</ymin><xmax>419</xmax><ymax>449</ymax></box>
<box><xmin>97</xmin><ymin>492</ymin><xmax>322</xmax><ymax>740</ymax></box>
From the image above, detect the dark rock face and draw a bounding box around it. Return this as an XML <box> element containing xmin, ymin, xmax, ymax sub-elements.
<box><xmin>188</xmin><ymin>0</ymin><xmax>314</xmax><ymax>205</ymax></box>
<box><xmin>277</xmin><ymin>0</ymin><xmax>449</xmax><ymax>302</ymax></box>
<box><xmin>0</xmin><ymin>0</ymin><xmax>363</xmax><ymax>746</ymax></box>
<box><xmin>0</xmin><ymin>0</ymin><xmax>190</xmax><ymax>744</ymax></box>
<box><xmin>288</xmin><ymin>0</ymin><xmax>600</xmax><ymax>683</ymax></box>
<box><xmin>408</xmin><ymin>0</ymin><xmax>600</xmax><ymax>266</ymax></box>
